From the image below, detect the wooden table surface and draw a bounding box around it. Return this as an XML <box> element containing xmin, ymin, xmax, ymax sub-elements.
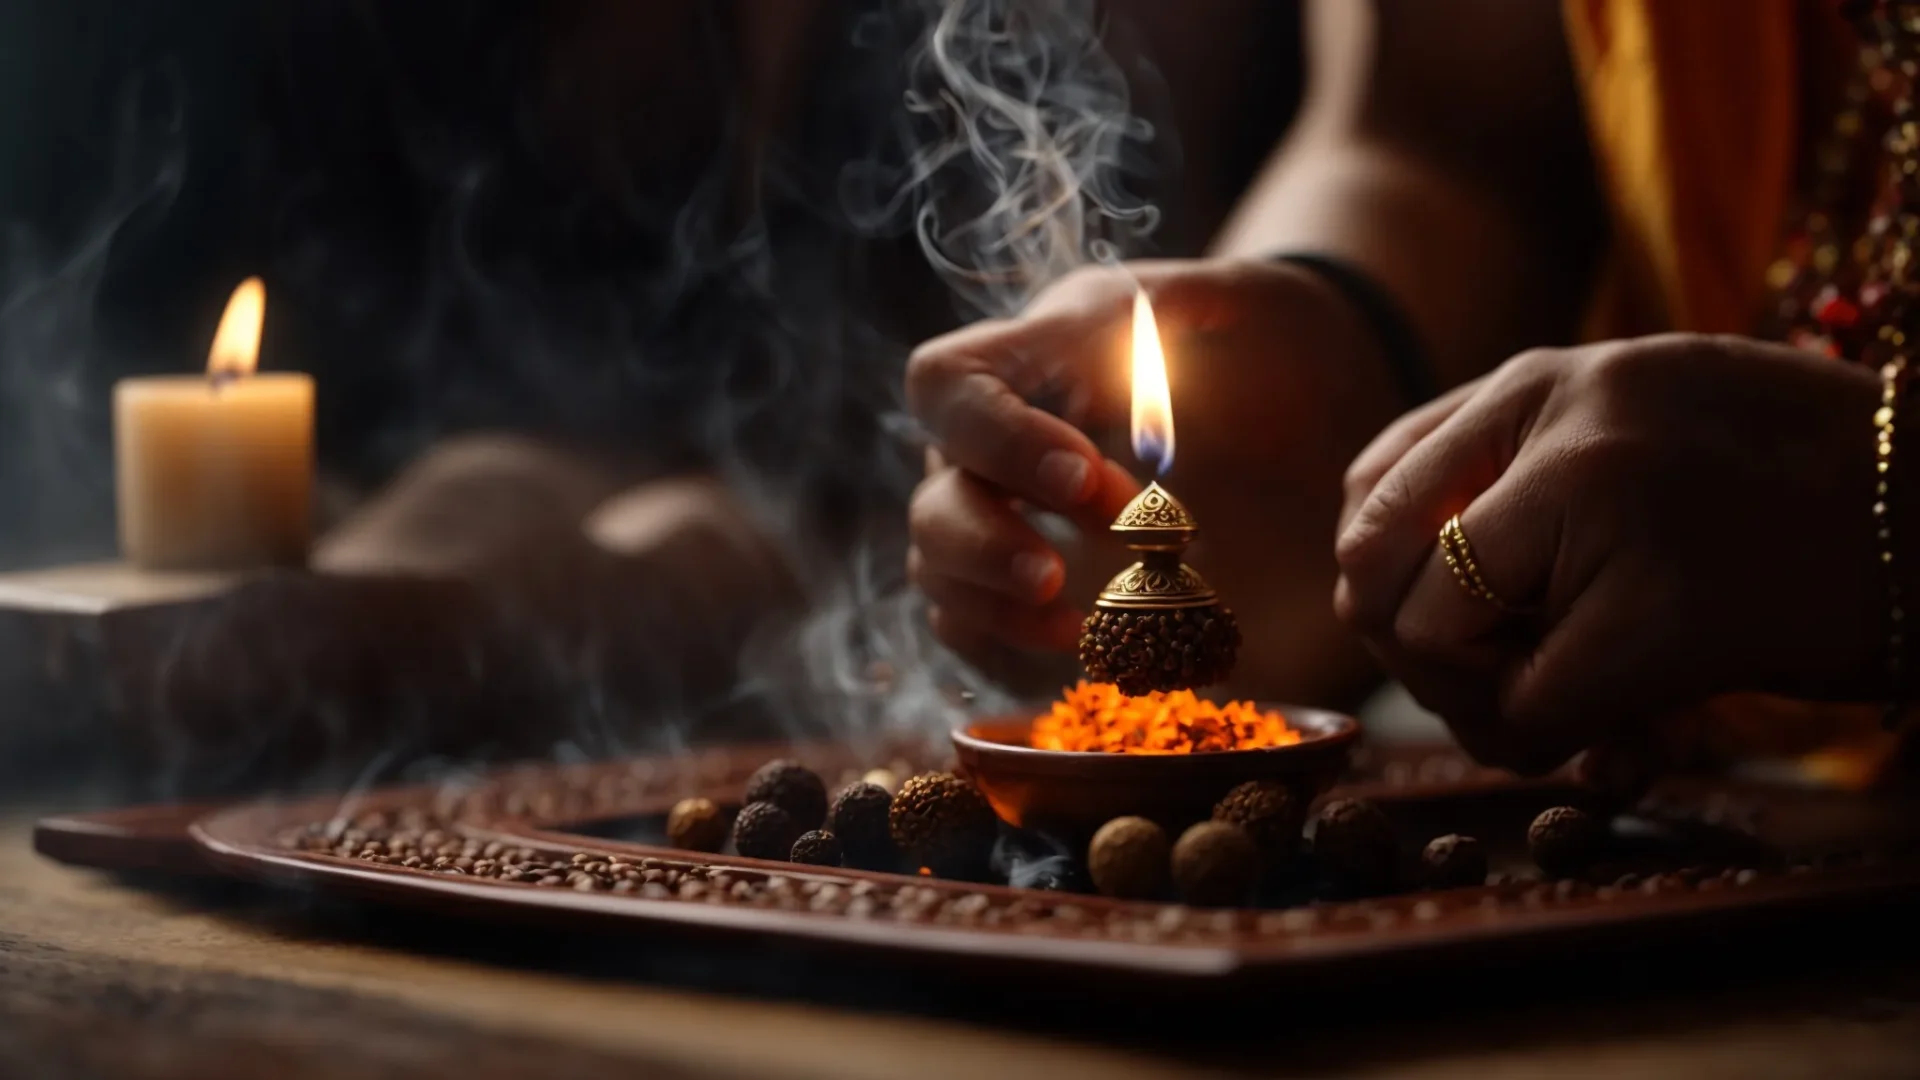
<box><xmin>5</xmin><ymin>812</ymin><xmax>1920</xmax><ymax>1080</ymax></box>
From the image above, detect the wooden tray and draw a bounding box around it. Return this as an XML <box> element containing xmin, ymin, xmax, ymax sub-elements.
<box><xmin>32</xmin><ymin>738</ymin><xmax>904</xmax><ymax>878</ymax></box>
<box><xmin>43</xmin><ymin>740</ymin><xmax>1920</xmax><ymax>991</ymax></box>
<box><xmin>30</xmin><ymin>739</ymin><xmax>1561</xmax><ymax>879</ymax></box>
<box><xmin>33</xmin><ymin>801</ymin><xmax>226</xmax><ymax>877</ymax></box>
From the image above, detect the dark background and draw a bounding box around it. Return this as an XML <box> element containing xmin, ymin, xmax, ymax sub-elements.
<box><xmin>0</xmin><ymin>0</ymin><xmax>1302</xmax><ymax>570</ymax></box>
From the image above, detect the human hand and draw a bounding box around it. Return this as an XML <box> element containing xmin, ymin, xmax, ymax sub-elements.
<box><xmin>1335</xmin><ymin>334</ymin><xmax>1884</xmax><ymax>774</ymax></box>
<box><xmin>908</xmin><ymin>258</ymin><xmax>1403</xmax><ymax>701</ymax></box>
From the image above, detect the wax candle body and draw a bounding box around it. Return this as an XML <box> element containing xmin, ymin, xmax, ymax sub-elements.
<box><xmin>114</xmin><ymin>373</ymin><xmax>314</xmax><ymax>570</ymax></box>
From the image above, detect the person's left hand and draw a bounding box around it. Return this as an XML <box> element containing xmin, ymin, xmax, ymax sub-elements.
<box><xmin>1334</xmin><ymin>333</ymin><xmax>1885</xmax><ymax>774</ymax></box>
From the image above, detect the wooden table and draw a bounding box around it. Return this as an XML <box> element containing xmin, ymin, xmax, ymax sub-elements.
<box><xmin>6</xmin><ymin>813</ymin><xmax>1920</xmax><ymax>1078</ymax></box>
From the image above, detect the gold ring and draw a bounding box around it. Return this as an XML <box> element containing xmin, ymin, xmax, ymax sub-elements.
<box><xmin>1438</xmin><ymin>514</ymin><xmax>1517</xmax><ymax>613</ymax></box>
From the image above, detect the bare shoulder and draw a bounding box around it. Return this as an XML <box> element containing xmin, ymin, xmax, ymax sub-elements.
<box><xmin>1305</xmin><ymin>0</ymin><xmax>1585</xmax><ymax>178</ymax></box>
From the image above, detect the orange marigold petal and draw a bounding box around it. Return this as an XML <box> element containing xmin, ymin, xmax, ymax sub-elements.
<box><xmin>1030</xmin><ymin>681</ymin><xmax>1295</xmax><ymax>754</ymax></box>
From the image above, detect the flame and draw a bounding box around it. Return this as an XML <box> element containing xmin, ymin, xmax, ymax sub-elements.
<box><xmin>1031</xmin><ymin>681</ymin><xmax>1300</xmax><ymax>754</ymax></box>
<box><xmin>207</xmin><ymin>277</ymin><xmax>265</xmax><ymax>378</ymax></box>
<box><xmin>1129</xmin><ymin>289</ymin><xmax>1174</xmax><ymax>475</ymax></box>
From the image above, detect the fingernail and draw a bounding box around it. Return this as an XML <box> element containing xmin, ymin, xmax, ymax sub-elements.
<box><xmin>1037</xmin><ymin>451</ymin><xmax>1091</xmax><ymax>505</ymax></box>
<box><xmin>1012</xmin><ymin>551</ymin><xmax>1062</xmax><ymax>599</ymax></box>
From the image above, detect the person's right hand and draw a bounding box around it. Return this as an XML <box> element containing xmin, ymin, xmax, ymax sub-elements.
<box><xmin>906</xmin><ymin>258</ymin><xmax>1405</xmax><ymax>701</ymax></box>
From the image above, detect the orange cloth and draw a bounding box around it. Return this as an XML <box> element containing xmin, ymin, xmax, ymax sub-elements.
<box><xmin>1562</xmin><ymin>0</ymin><xmax>1803</xmax><ymax>338</ymax></box>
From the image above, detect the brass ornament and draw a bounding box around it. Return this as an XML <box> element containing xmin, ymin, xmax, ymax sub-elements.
<box><xmin>1096</xmin><ymin>562</ymin><xmax>1215</xmax><ymax>607</ymax></box>
<box><xmin>1096</xmin><ymin>484</ymin><xmax>1215</xmax><ymax>609</ymax></box>
<box><xmin>1110</xmin><ymin>483</ymin><xmax>1200</xmax><ymax>539</ymax></box>
<box><xmin>1079</xmin><ymin>482</ymin><xmax>1240</xmax><ymax>694</ymax></box>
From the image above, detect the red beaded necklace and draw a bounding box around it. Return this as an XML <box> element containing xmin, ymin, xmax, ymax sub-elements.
<box><xmin>1770</xmin><ymin>1</ymin><xmax>1920</xmax><ymax>361</ymax></box>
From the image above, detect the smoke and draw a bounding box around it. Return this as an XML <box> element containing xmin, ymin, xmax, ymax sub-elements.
<box><xmin>774</xmin><ymin>0</ymin><xmax>1161</xmax><ymax>753</ymax></box>
<box><xmin>0</xmin><ymin>65</ymin><xmax>185</xmax><ymax>566</ymax></box>
<box><xmin>2</xmin><ymin>0</ymin><xmax>1165</xmax><ymax>800</ymax></box>
<box><xmin>991</xmin><ymin>826</ymin><xmax>1089</xmax><ymax>891</ymax></box>
<box><xmin>844</xmin><ymin>0</ymin><xmax>1159</xmax><ymax>318</ymax></box>
<box><xmin>267</xmin><ymin>0</ymin><xmax>1175</xmax><ymax>770</ymax></box>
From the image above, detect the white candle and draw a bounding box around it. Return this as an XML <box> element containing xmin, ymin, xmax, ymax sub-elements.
<box><xmin>114</xmin><ymin>278</ymin><xmax>314</xmax><ymax>570</ymax></box>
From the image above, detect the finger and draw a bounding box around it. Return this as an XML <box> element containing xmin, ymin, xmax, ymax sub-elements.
<box><xmin>1399</xmin><ymin>642</ymin><xmax>1569</xmax><ymax>777</ymax></box>
<box><xmin>1335</xmin><ymin>364</ymin><xmax>1551</xmax><ymax>637</ymax></box>
<box><xmin>1495</xmin><ymin>560</ymin><xmax>1699</xmax><ymax>775</ymax></box>
<box><xmin>912</xmin><ymin>308</ymin><xmax>1120</xmax><ymax>408</ymax></box>
<box><xmin>1574</xmin><ymin>725</ymin><xmax>1669</xmax><ymax>805</ymax></box>
<box><xmin>1332</xmin><ymin>573</ymin><xmax>1359</xmax><ymax>626</ymax></box>
<box><xmin>926</xmin><ymin>605</ymin><xmax>999</xmax><ymax>663</ymax></box>
<box><xmin>1339</xmin><ymin>378</ymin><xmax>1481</xmax><ymax>537</ymax></box>
<box><xmin>1363</xmin><ymin>637</ymin><xmax>1518</xmax><ymax>767</ymax></box>
<box><xmin>1020</xmin><ymin>259</ymin><xmax>1217</xmax><ymax>319</ymax></box>
<box><xmin>1091</xmin><ymin>457</ymin><xmax>1145</xmax><ymax>521</ymax></box>
<box><xmin>1384</xmin><ymin>454</ymin><xmax>1561</xmax><ymax>664</ymax></box>
<box><xmin>925</xmin><ymin>607</ymin><xmax>1085</xmax><ymax>694</ymax></box>
<box><xmin>909</xmin><ymin>362</ymin><xmax>1106</xmax><ymax>519</ymax></box>
<box><xmin>908</xmin><ymin>469</ymin><xmax>1066</xmax><ymax>602</ymax></box>
<box><xmin>906</xmin><ymin>285</ymin><xmax>1132</xmax><ymax>522</ymax></box>
<box><xmin>916</xmin><ymin>568</ymin><xmax>1084</xmax><ymax>652</ymax></box>
<box><xmin>1391</xmin><ymin>460</ymin><xmax>1570</xmax><ymax>776</ymax></box>
<box><xmin>926</xmin><ymin>606</ymin><xmax>1026</xmax><ymax>674</ymax></box>
<box><xmin>1346</xmin><ymin>443</ymin><xmax>1566</xmax><ymax>776</ymax></box>
<box><xmin>907</xmin><ymin>264</ymin><xmax>1200</xmax><ymax>526</ymax></box>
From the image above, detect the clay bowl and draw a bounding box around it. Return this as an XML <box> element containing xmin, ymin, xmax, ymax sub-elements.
<box><xmin>951</xmin><ymin>706</ymin><xmax>1361</xmax><ymax>843</ymax></box>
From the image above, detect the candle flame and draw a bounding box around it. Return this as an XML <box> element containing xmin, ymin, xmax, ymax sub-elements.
<box><xmin>1129</xmin><ymin>289</ymin><xmax>1174</xmax><ymax>475</ymax></box>
<box><xmin>207</xmin><ymin>277</ymin><xmax>265</xmax><ymax>378</ymax></box>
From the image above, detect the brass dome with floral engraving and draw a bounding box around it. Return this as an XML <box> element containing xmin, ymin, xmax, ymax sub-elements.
<box><xmin>1095</xmin><ymin>559</ymin><xmax>1217</xmax><ymax>609</ymax></box>
<box><xmin>1080</xmin><ymin>480</ymin><xmax>1240</xmax><ymax>693</ymax></box>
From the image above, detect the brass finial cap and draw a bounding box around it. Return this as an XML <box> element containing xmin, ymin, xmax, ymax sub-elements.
<box><xmin>1110</xmin><ymin>482</ymin><xmax>1198</xmax><ymax>548</ymax></box>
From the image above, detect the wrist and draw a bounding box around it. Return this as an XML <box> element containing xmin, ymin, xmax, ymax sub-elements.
<box><xmin>1761</xmin><ymin>360</ymin><xmax>1899</xmax><ymax>707</ymax></box>
<box><xmin>1266</xmin><ymin>251</ymin><xmax>1440</xmax><ymax>409</ymax></box>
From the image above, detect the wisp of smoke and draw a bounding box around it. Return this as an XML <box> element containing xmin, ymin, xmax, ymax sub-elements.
<box><xmin>0</xmin><ymin>66</ymin><xmax>185</xmax><ymax>566</ymax></box>
<box><xmin>846</xmin><ymin>0</ymin><xmax>1158</xmax><ymax>318</ymax></box>
<box><xmin>3</xmin><ymin>1</ymin><xmax>1165</xmax><ymax>802</ymax></box>
<box><xmin>774</xmin><ymin>0</ymin><xmax>1162</xmax><ymax>754</ymax></box>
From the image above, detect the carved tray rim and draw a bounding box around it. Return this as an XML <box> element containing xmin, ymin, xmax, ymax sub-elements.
<box><xmin>184</xmin><ymin>782</ymin><xmax>1920</xmax><ymax>986</ymax></box>
<box><xmin>190</xmin><ymin>801</ymin><xmax>1243</xmax><ymax>978</ymax></box>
